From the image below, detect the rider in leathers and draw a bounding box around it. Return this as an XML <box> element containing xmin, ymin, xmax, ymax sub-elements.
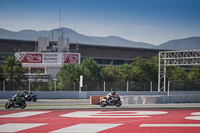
<box><xmin>106</xmin><ymin>91</ymin><xmax>116</xmax><ymax>104</ymax></box>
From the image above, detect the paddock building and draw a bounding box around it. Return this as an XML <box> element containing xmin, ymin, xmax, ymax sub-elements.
<box><xmin>0</xmin><ymin>38</ymin><xmax>162</xmax><ymax>80</ymax></box>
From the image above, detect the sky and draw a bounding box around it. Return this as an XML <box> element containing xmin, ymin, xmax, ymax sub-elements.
<box><xmin>0</xmin><ymin>0</ymin><xmax>200</xmax><ymax>45</ymax></box>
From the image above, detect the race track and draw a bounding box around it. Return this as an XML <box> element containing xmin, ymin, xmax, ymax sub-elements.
<box><xmin>1</xmin><ymin>109</ymin><xmax>200</xmax><ymax>133</ymax></box>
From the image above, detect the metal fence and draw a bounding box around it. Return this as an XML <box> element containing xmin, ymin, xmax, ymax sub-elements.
<box><xmin>169</xmin><ymin>81</ymin><xmax>200</xmax><ymax>91</ymax></box>
<box><xmin>0</xmin><ymin>80</ymin><xmax>199</xmax><ymax>92</ymax></box>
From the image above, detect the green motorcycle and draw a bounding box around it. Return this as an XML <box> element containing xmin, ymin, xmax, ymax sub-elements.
<box><xmin>5</xmin><ymin>96</ymin><xmax>26</xmax><ymax>109</ymax></box>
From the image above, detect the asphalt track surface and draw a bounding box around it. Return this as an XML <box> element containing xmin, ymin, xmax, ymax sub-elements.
<box><xmin>1</xmin><ymin>109</ymin><xmax>200</xmax><ymax>132</ymax></box>
<box><xmin>0</xmin><ymin>99</ymin><xmax>200</xmax><ymax>110</ymax></box>
<box><xmin>1</xmin><ymin>99</ymin><xmax>200</xmax><ymax>133</ymax></box>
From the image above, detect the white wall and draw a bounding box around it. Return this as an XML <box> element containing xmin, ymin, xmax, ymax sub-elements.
<box><xmin>1</xmin><ymin>91</ymin><xmax>200</xmax><ymax>104</ymax></box>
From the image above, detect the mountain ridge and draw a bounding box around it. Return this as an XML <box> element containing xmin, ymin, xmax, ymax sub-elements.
<box><xmin>0</xmin><ymin>28</ymin><xmax>200</xmax><ymax>50</ymax></box>
<box><xmin>156</xmin><ymin>36</ymin><xmax>200</xmax><ymax>50</ymax></box>
<box><xmin>0</xmin><ymin>28</ymin><xmax>155</xmax><ymax>48</ymax></box>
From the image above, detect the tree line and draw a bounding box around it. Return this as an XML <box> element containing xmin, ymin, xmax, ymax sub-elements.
<box><xmin>55</xmin><ymin>56</ymin><xmax>200</xmax><ymax>90</ymax></box>
<box><xmin>0</xmin><ymin>56</ymin><xmax>200</xmax><ymax>91</ymax></box>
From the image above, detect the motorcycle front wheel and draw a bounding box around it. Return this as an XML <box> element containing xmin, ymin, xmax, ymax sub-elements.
<box><xmin>100</xmin><ymin>101</ymin><xmax>106</xmax><ymax>107</ymax></box>
<box><xmin>32</xmin><ymin>96</ymin><xmax>37</xmax><ymax>102</ymax></box>
<box><xmin>115</xmin><ymin>100</ymin><xmax>122</xmax><ymax>107</ymax></box>
<box><xmin>5</xmin><ymin>103</ymin><xmax>11</xmax><ymax>109</ymax></box>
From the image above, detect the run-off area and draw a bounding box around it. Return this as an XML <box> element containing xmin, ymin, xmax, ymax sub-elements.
<box><xmin>0</xmin><ymin>109</ymin><xmax>200</xmax><ymax>133</ymax></box>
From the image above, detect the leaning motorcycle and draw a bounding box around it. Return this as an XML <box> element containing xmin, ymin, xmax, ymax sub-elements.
<box><xmin>25</xmin><ymin>92</ymin><xmax>37</xmax><ymax>102</ymax></box>
<box><xmin>100</xmin><ymin>95</ymin><xmax>122</xmax><ymax>107</ymax></box>
<box><xmin>5</xmin><ymin>98</ymin><xmax>26</xmax><ymax>109</ymax></box>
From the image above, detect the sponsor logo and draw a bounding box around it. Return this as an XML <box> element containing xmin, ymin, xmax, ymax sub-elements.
<box><xmin>63</xmin><ymin>54</ymin><xmax>79</xmax><ymax>64</ymax></box>
<box><xmin>21</xmin><ymin>54</ymin><xmax>42</xmax><ymax>63</ymax></box>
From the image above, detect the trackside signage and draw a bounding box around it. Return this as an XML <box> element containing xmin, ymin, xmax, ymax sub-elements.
<box><xmin>43</xmin><ymin>53</ymin><xmax>59</xmax><ymax>63</ymax></box>
<box><xmin>15</xmin><ymin>52</ymin><xmax>80</xmax><ymax>64</ymax></box>
<box><xmin>63</xmin><ymin>53</ymin><xmax>79</xmax><ymax>64</ymax></box>
<box><xmin>20</xmin><ymin>53</ymin><xmax>43</xmax><ymax>63</ymax></box>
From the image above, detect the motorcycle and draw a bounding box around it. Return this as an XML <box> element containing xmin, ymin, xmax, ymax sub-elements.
<box><xmin>100</xmin><ymin>95</ymin><xmax>122</xmax><ymax>107</ymax></box>
<box><xmin>24</xmin><ymin>91</ymin><xmax>37</xmax><ymax>102</ymax></box>
<box><xmin>5</xmin><ymin>98</ymin><xmax>26</xmax><ymax>109</ymax></box>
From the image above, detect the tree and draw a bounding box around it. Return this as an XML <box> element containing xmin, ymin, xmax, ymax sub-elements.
<box><xmin>0</xmin><ymin>66</ymin><xmax>5</xmax><ymax>90</ymax></box>
<box><xmin>167</xmin><ymin>66</ymin><xmax>187</xmax><ymax>81</ymax></box>
<box><xmin>31</xmin><ymin>69</ymin><xmax>47</xmax><ymax>91</ymax></box>
<box><xmin>188</xmin><ymin>66</ymin><xmax>200</xmax><ymax>81</ymax></box>
<box><xmin>56</xmin><ymin>64</ymin><xmax>81</xmax><ymax>90</ymax></box>
<box><xmin>101</xmin><ymin>63</ymin><xmax>119</xmax><ymax>82</ymax></box>
<box><xmin>131</xmin><ymin>57</ymin><xmax>157</xmax><ymax>82</ymax></box>
<box><xmin>118</xmin><ymin>63</ymin><xmax>133</xmax><ymax>82</ymax></box>
<box><xmin>80</xmin><ymin>58</ymin><xmax>101</xmax><ymax>83</ymax></box>
<box><xmin>48</xmin><ymin>78</ymin><xmax>55</xmax><ymax>91</ymax></box>
<box><xmin>1</xmin><ymin>56</ymin><xmax>25</xmax><ymax>90</ymax></box>
<box><xmin>0</xmin><ymin>65</ymin><xmax>5</xmax><ymax>82</ymax></box>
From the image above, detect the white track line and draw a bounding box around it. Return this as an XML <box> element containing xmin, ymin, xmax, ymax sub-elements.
<box><xmin>140</xmin><ymin>124</ymin><xmax>200</xmax><ymax>127</ymax></box>
<box><xmin>50</xmin><ymin>123</ymin><xmax>122</xmax><ymax>133</ymax></box>
<box><xmin>0</xmin><ymin>123</ymin><xmax>47</xmax><ymax>132</ymax></box>
<box><xmin>0</xmin><ymin>111</ymin><xmax>51</xmax><ymax>118</ymax></box>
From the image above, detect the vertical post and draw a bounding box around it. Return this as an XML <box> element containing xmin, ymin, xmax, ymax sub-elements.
<box><xmin>150</xmin><ymin>81</ymin><xmax>152</xmax><ymax>92</ymax></box>
<box><xmin>74</xmin><ymin>82</ymin><xmax>76</xmax><ymax>91</ymax></box>
<box><xmin>127</xmin><ymin>81</ymin><xmax>129</xmax><ymax>92</ymax></box>
<box><xmin>29</xmin><ymin>67</ymin><xmax>31</xmax><ymax>74</ymax></box>
<box><xmin>158</xmin><ymin>52</ymin><xmax>161</xmax><ymax>92</ymax></box>
<box><xmin>35</xmin><ymin>41</ymin><xmax>37</xmax><ymax>52</ymax></box>
<box><xmin>163</xmin><ymin>66</ymin><xmax>166</xmax><ymax>92</ymax></box>
<box><xmin>163</xmin><ymin>52</ymin><xmax>167</xmax><ymax>92</ymax></box>
<box><xmin>104</xmin><ymin>81</ymin><xmax>106</xmax><ymax>92</ymax></box>
<box><xmin>80</xmin><ymin>75</ymin><xmax>83</xmax><ymax>92</ymax></box>
<box><xmin>168</xmin><ymin>81</ymin><xmax>170</xmax><ymax>96</ymax></box>
<box><xmin>163</xmin><ymin>57</ymin><xmax>166</xmax><ymax>92</ymax></box>
<box><xmin>45</xmin><ymin>67</ymin><xmax>47</xmax><ymax>74</ymax></box>
<box><xmin>28</xmin><ymin>67</ymin><xmax>31</xmax><ymax>92</ymax></box>
<box><xmin>29</xmin><ymin>81</ymin><xmax>31</xmax><ymax>91</ymax></box>
<box><xmin>54</xmin><ymin>80</ymin><xmax>57</xmax><ymax>91</ymax></box>
<box><xmin>3</xmin><ymin>80</ymin><xmax>5</xmax><ymax>91</ymax></box>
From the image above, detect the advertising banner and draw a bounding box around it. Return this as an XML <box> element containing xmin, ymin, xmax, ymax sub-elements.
<box><xmin>63</xmin><ymin>53</ymin><xmax>80</xmax><ymax>64</ymax></box>
<box><xmin>19</xmin><ymin>53</ymin><xmax>43</xmax><ymax>63</ymax></box>
<box><xmin>15</xmin><ymin>52</ymin><xmax>80</xmax><ymax>65</ymax></box>
<box><xmin>43</xmin><ymin>53</ymin><xmax>59</xmax><ymax>64</ymax></box>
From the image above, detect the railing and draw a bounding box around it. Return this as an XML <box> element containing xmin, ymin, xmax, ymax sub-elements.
<box><xmin>169</xmin><ymin>81</ymin><xmax>200</xmax><ymax>91</ymax></box>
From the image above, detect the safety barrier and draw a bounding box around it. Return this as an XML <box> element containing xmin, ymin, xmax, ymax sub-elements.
<box><xmin>90</xmin><ymin>96</ymin><xmax>105</xmax><ymax>105</ymax></box>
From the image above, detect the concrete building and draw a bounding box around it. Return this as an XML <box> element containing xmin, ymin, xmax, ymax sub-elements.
<box><xmin>0</xmin><ymin>38</ymin><xmax>162</xmax><ymax>80</ymax></box>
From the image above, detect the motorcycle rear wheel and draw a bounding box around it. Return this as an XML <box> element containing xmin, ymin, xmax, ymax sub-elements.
<box><xmin>100</xmin><ymin>101</ymin><xmax>106</xmax><ymax>107</ymax></box>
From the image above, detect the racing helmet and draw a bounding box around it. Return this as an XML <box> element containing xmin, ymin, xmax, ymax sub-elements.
<box><xmin>111</xmin><ymin>91</ymin><xmax>116</xmax><ymax>95</ymax></box>
<box><xmin>16</xmin><ymin>93</ymin><xmax>21</xmax><ymax>97</ymax></box>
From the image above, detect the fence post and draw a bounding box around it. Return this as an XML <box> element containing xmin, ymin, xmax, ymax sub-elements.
<box><xmin>29</xmin><ymin>81</ymin><xmax>31</xmax><ymax>91</ymax></box>
<box><xmin>150</xmin><ymin>81</ymin><xmax>152</xmax><ymax>92</ymax></box>
<box><xmin>3</xmin><ymin>80</ymin><xmax>5</xmax><ymax>91</ymax></box>
<box><xmin>79</xmin><ymin>75</ymin><xmax>83</xmax><ymax>92</ymax></box>
<box><xmin>104</xmin><ymin>81</ymin><xmax>106</xmax><ymax>92</ymax></box>
<box><xmin>54</xmin><ymin>80</ymin><xmax>57</xmax><ymax>91</ymax></box>
<box><xmin>73</xmin><ymin>82</ymin><xmax>76</xmax><ymax>91</ymax></box>
<box><xmin>168</xmin><ymin>81</ymin><xmax>170</xmax><ymax>96</ymax></box>
<box><xmin>127</xmin><ymin>81</ymin><xmax>129</xmax><ymax>92</ymax></box>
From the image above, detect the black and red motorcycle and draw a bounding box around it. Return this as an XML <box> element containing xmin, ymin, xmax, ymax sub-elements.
<box><xmin>100</xmin><ymin>95</ymin><xmax>122</xmax><ymax>107</ymax></box>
